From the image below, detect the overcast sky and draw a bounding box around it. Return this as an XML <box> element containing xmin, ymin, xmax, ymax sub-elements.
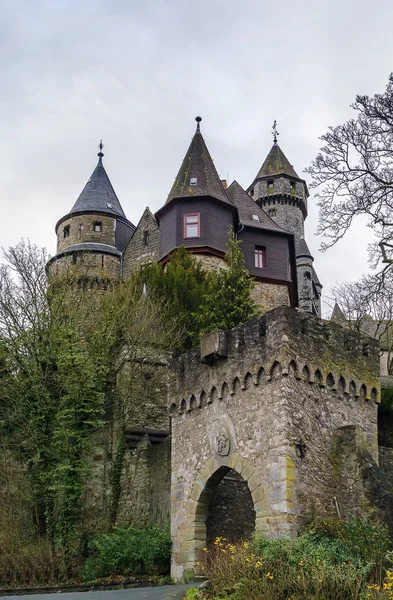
<box><xmin>1</xmin><ymin>0</ymin><xmax>392</xmax><ymax>311</ymax></box>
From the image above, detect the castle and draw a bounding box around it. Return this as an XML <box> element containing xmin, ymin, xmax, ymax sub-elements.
<box><xmin>48</xmin><ymin>118</ymin><xmax>390</xmax><ymax>581</ymax></box>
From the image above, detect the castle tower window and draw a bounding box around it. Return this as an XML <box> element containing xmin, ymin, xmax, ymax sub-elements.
<box><xmin>72</xmin><ymin>252</ymin><xmax>77</xmax><ymax>264</ymax></box>
<box><xmin>94</xmin><ymin>221</ymin><xmax>102</xmax><ymax>232</ymax></box>
<box><xmin>63</xmin><ymin>225</ymin><xmax>70</xmax><ymax>238</ymax></box>
<box><xmin>268</xmin><ymin>208</ymin><xmax>277</xmax><ymax>218</ymax></box>
<box><xmin>144</xmin><ymin>230</ymin><xmax>149</xmax><ymax>245</ymax></box>
<box><xmin>254</xmin><ymin>246</ymin><xmax>266</xmax><ymax>269</ymax></box>
<box><xmin>190</xmin><ymin>177</ymin><xmax>197</xmax><ymax>186</ymax></box>
<box><xmin>78</xmin><ymin>223</ymin><xmax>83</xmax><ymax>239</ymax></box>
<box><xmin>267</xmin><ymin>180</ymin><xmax>274</xmax><ymax>189</ymax></box>
<box><xmin>290</xmin><ymin>181</ymin><xmax>296</xmax><ymax>189</ymax></box>
<box><xmin>184</xmin><ymin>213</ymin><xmax>200</xmax><ymax>239</ymax></box>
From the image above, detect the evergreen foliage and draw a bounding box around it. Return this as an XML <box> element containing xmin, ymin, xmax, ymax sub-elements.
<box><xmin>140</xmin><ymin>246</ymin><xmax>212</xmax><ymax>346</ymax></box>
<box><xmin>195</xmin><ymin>229</ymin><xmax>258</xmax><ymax>334</ymax></box>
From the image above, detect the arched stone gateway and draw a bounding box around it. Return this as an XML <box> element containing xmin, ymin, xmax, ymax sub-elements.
<box><xmin>169</xmin><ymin>309</ymin><xmax>380</xmax><ymax>581</ymax></box>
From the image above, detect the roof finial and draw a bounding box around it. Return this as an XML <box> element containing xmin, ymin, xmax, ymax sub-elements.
<box><xmin>195</xmin><ymin>116</ymin><xmax>202</xmax><ymax>134</ymax></box>
<box><xmin>272</xmin><ymin>120</ymin><xmax>279</xmax><ymax>145</ymax></box>
<box><xmin>98</xmin><ymin>139</ymin><xmax>104</xmax><ymax>158</ymax></box>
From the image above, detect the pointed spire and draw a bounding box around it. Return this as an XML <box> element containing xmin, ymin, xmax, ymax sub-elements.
<box><xmin>331</xmin><ymin>301</ymin><xmax>345</xmax><ymax>321</ymax></box>
<box><xmin>166</xmin><ymin>118</ymin><xmax>230</xmax><ymax>205</ymax></box>
<box><xmin>256</xmin><ymin>143</ymin><xmax>299</xmax><ymax>180</ymax></box>
<box><xmin>296</xmin><ymin>235</ymin><xmax>314</xmax><ymax>259</ymax></box>
<box><xmin>69</xmin><ymin>143</ymin><xmax>126</xmax><ymax>217</ymax></box>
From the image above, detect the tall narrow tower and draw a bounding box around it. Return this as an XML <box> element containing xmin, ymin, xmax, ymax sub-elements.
<box><xmin>247</xmin><ymin>123</ymin><xmax>322</xmax><ymax>316</ymax></box>
<box><xmin>48</xmin><ymin>143</ymin><xmax>135</xmax><ymax>286</ymax></box>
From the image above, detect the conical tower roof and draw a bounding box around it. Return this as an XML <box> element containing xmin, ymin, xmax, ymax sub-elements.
<box><xmin>70</xmin><ymin>145</ymin><xmax>126</xmax><ymax>218</ymax></box>
<box><xmin>166</xmin><ymin>117</ymin><xmax>230</xmax><ymax>206</ymax></box>
<box><xmin>331</xmin><ymin>301</ymin><xmax>345</xmax><ymax>321</ymax></box>
<box><xmin>226</xmin><ymin>180</ymin><xmax>288</xmax><ymax>233</ymax></box>
<box><xmin>296</xmin><ymin>236</ymin><xmax>314</xmax><ymax>259</ymax></box>
<box><xmin>256</xmin><ymin>143</ymin><xmax>299</xmax><ymax>180</ymax></box>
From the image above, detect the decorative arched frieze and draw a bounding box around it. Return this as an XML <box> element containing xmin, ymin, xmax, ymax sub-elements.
<box><xmin>243</xmin><ymin>372</ymin><xmax>254</xmax><ymax>390</ymax></box>
<box><xmin>199</xmin><ymin>390</ymin><xmax>207</xmax><ymax>408</ymax></box>
<box><xmin>220</xmin><ymin>381</ymin><xmax>230</xmax><ymax>400</ymax></box>
<box><xmin>231</xmin><ymin>377</ymin><xmax>241</xmax><ymax>395</ymax></box>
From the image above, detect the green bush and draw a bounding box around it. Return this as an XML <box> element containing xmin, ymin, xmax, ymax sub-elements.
<box><xmin>200</xmin><ymin>521</ymin><xmax>392</xmax><ymax>600</ymax></box>
<box><xmin>80</xmin><ymin>524</ymin><xmax>171</xmax><ymax>580</ymax></box>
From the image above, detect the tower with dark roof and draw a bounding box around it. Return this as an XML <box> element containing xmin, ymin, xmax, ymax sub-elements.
<box><xmin>48</xmin><ymin>143</ymin><xmax>135</xmax><ymax>285</ymax></box>
<box><xmin>247</xmin><ymin>130</ymin><xmax>322</xmax><ymax>316</ymax></box>
<box><xmin>154</xmin><ymin>118</ymin><xmax>299</xmax><ymax>312</ymax></box>
<box><xmin>155</xmin><ymin>117</ymin><xmax>236</xmax><ymax>270</ymax></box>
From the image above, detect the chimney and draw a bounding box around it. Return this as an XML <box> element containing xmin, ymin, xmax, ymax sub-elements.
<box><xmin>221</xmin><ymin>179</ymin><xmax>228</xmax><ymax>190</ymax></box>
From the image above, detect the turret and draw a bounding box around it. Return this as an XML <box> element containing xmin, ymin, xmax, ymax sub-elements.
<box><xmin>155</xmin><ymin>117</ymin><xmax>235</xmax><ymax>270</ymax></box>
<box><xmin>248</xmin><ymin>123</ymin><xmax>322</xmax><ymax>316</ymax></box>
<box><xmin>48</xmin><ymin>142</ymin><xmax>135</xmax><ymax>286</ymax></box>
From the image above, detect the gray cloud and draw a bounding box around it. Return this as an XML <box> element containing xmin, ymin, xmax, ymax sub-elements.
<box><xmin>1</xmin><ymin>0</ymin><xmax>392</xmax><ymax>308</ymax></box>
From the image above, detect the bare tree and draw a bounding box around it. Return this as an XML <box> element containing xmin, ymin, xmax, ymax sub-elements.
<box><xmin>306</xmin><ymin>74</ymin><xmax>393</xmax><ymax>274</ymax></box>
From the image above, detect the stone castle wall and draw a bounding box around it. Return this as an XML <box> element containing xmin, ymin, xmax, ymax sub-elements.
<box><xmin>49</xmin><ymin>252</ymin><xmax>121</xmax><ymax>283</ymax></box>
<box><xmin>168</xmin><ymin>307</ymin><xmax>380</xmax><ymax>579</ymax></box>
<box><xmin>56</xmin><ymin>214</ymin><xmax>116</xmax><ymax>253</ymax></box>
<box><xmin>123</xmin><ymin>209</ymin><xmax>160</xmax><ymax>279</ymax></box>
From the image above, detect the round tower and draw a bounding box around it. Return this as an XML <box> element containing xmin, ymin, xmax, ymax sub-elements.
<box><xmin>48</xmin><ymin>143</ymin><xmax>135</xmax><ymax>287</ymax></box>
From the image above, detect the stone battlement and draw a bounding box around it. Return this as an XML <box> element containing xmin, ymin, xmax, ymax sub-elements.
<box><xmin>168</xmin><ymin>306</ymin><xmax>380</xmax><ymax>414</ymax></box>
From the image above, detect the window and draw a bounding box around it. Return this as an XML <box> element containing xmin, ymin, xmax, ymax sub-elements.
<box><xmin>78</xmin><ymin>223</ymin><xmax>83</xmax><ymax>239</ymax></box>
<box><xmin>63</xmin><ymin>225</ymin><xmax>70</xmax><ymax>238</ymax></box>
<box><xmin>94</xmin><ymin>221</ymin><xmax>102</xmax><ymax>232</ymax></box>
<box><xmin>268</xmin><ymin>208</ymin><xmax>277</xmax><ymax>218</ymax></box>
<box><xmin>252</xmin><ymin>214</ymin><xmax>260</xmax><ymax>222</ymax></box>
<box><xmin>107</xmin><ymin>202</ymin><xmax>112</xmax><ymax>209</ymax></box>
<box><xmin>267</xmin><ymin>180</ymin><xmax>274</xmax><ymax>189</ymax></box>
<box><xmin>183</xmin><ymin>213</ymin><xmax>200</xmax><ymax>238</ymax></box>
<box><xmin>143</xmin><ymin>230</ymin><xmax>149</xmax><ymax>245</ymax></box>
<box><xmin>190</xmin><ymin>177</ymin><xmax>197</xmax><ymax>186</ymax></box>
<box><xmin>290</xmin><ymin>181</ymin><xmax>296</xmax><ymax>189</ymax></box>
<box><xmin>254</xmin><ymin>246</ymin><xmax>266</xmax><ymax>269</ymax></box>
<box><xmin>72</xmin><ymin>253</ymin><xmax>77</xmax><ymax>264</ymax></box>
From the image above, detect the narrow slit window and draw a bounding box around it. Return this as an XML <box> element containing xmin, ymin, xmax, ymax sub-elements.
<box><xmin>143</xmin><ymin>230</ymin><xmax>149</xmax><ymax>245</ymax></box>
<box><xmin>254</xmin><ymin>246</ymin><xmax>266</xmax><ymax>269</ymax></box>
<box><xmin>63</xmin><ymin>225</ymin><xmax>70</xmax><ymax>238</ymax></box>
<box><xmin>183</xmin><ymin>213</ymin><xmax>200</xmax><ymax>239</ymax></box>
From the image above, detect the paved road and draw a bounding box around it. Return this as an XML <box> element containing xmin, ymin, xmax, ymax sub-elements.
<box><xmin>0</xmin><ymin>586</ymin><xmax>197</xmax><ymax>600</ymax></box>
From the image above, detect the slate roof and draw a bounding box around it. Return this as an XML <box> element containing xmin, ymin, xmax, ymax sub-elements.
<box><xmin>69</xmin><ymin>153</ymin><xmax>127</xmax><ymax>218</ymax></box>
<box><xmin>331</xmin><ymin>302</ymin><xmax>345</xmax><ymax>320</ymax></box>
<box><xmin>226</xmin><ymin>180</ymin><xmax>288</xmax><ymax>233</ymax></box>
<box><xmin>296</xmin><ymin>237</ymin><xmax>314</xmax><ymax>259</ymax></box>
<box><xmin>166</xmin><ymin>122</ymin><xmax>230</xmax><ymax>206</ymax></box>
<box><xmin>255</xmin><ymin>143</ymin><xmax>299</xmax><ymax>180</ymax></box>
<box><xmin>58</xmin><ymin>243</ymin><xmax>121</xmax><ymax>257</ymax></box>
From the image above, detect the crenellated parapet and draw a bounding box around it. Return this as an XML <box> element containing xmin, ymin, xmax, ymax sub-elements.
<box><xmin>168</xmin><ymin>306</ymin><xmax>380</xmax><ymax>414</ymax></box>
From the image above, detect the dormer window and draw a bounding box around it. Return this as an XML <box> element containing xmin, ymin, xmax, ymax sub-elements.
<box><xmin>107</xmin><ymin>202</ymin><xmax>112</xmax><ymax>209</ymax></box>
<box><xmin>255</xmin><ymin>246</ymin><xmax>266</xmax><ymax>269</ymax></box>
<box><xmin>184</xmin><ymin>213</ymin><xmax>200</xmax><ymax>239</ymax></box>
<box><xmin>63</xmin><ymin>225</ymin><xmax>70</xmax><ymax>238</ymax></box>
<box><xmin>143</xmin><ymin>230</ymin><xmax>149</xmax><ymax>246</ymax></box>
<box><xmin>252</xmin><ymin>214</ymin><xmax>260</xmax><ymax>222</ymax></box>
<box><xmin>190</xmin><ymin>177</ymin><xmax>197</xmax><ymax>186</ymax></box>
<box><xmin>94</xmin><ymin>221</ymin><xmax>102</xmax><ymax>232</ymax></box>
<box><xmin>267</xmin><ymin>180</ymin><xmax>274</xmax><ymax>189</ymax></box>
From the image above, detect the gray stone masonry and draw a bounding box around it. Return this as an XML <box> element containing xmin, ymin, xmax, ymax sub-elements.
<box><xmin>168</xmin><ymin>307</ymin><xmax>380</xmax><ymax>580</ymax></box>
<box><xmin>123</xmin><ymin>208</ymin><xmax>160</xmax><ymax>279</ymax></box>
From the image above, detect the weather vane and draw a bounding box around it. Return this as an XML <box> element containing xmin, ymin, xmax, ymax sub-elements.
<box><xmin>272</xmin><ymin>120</ymin><xmax>279</xmax><ymax>144</ymax></box>
<box><xmin>98</xmin><ymin>139</ymin><xmax>104</xmax><ymax>157</ymax></box>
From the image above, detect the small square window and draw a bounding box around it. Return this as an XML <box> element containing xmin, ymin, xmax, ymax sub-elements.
<box><xmin>290</xmin><ymin>181</ymin><xmax>296</xmax><ymax>189</ymax></box>
<box><xmin>267</xmin><ymin>180</ymin><xmax>274</xmax><ymax>189</ymax></box>
<box><xmin>107</xmin><ymin>202</ymin><xmax>112</xmax><ymax>209</ymax></box>
<box><xmin>190</xmin><ymin>177</ymin><xmax>197</xmax><ymax>185</ymax></box>
<box><xmin>63</xmin><ymin>225</ymin><xmax>70</xmax><ymax>238</ymax></box>
<box><xmin>268</xmin><ymin>208</ymin><xmax>277</xmax><ymax>218</ymax></box>
<box><xmin>255</xmin><ymin>246</ymin><xmax>266</xmax><ymax>269</ymax></box>
<box><xmin>94</xmin><ymin>222</ymin><xmax>102</xmax><ymax>232</ymax></box>
<box><xmin>183</xmin><ymin>213</ymin><xmax>200</xmax><ymax>239</ymax></box>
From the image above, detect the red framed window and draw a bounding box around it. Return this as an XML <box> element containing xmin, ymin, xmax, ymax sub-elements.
<box><xmin>255</xmin><ymin>246</ymin><xmax>266</xmax><ymax>269</ymax></box>
<box><xmin>183</xmin><ymin>213</ymin><xmax>200</xmax><ymax>239</ymax></box>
